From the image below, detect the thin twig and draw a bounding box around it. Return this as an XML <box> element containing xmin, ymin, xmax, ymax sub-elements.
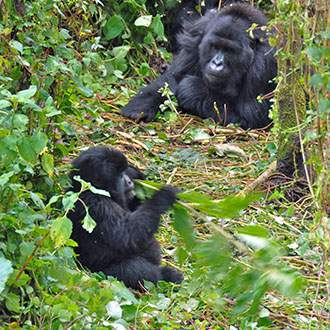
<box><xmin>241</xmin><ymin>160</ymin><xmax>277</xmax><ymax>194</ymax></box>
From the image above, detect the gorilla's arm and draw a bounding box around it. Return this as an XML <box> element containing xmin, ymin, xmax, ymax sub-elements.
<box><xmin>121</xmin><ymin>71</ymin><xmax>178</xmax><ymax>121</ymax></box>
<box><xmin>91</xmin><ymin>186</ymin><xmax>177</xmax><ymax>253</ymax></box>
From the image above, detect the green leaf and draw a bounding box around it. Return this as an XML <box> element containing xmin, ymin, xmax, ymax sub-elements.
<box><xmin>238</xmin><ymin>234</ymin><xmax>270</xmax><ymax>249</ymax></box>
<box><xmin>50</xmin><ymin>217</ymin><xmax>73</xmax><ymax>248</ymax></box>
<box><xmin>16</xmin><ymin>85</ymin><xmax>37</xmax><ymax>100</ymax></box>
<box><xmin>29</xmin><ymin>191</ymin><xmax>45</xmax><ymax>209</ymax></box>
<box><xmin>89</xmin><ymin>185</ymin><xmax>110</xmax><ymax>197</ymax></box>
<box><xmin>190</xmin><ymin>128</ymin><xmax>211</xmax><ymax>141</ymax></box>
<box><xmin>104</xmin><ymin>15</ymin><xmax>124</xmax><ymax>40</ymax></box>
<box><xmin>9</xmin><ymin>40</ymin><xmax>23</xmax><ymax>53</ymax></box>
<box><xmin>320</xmin><ymin>28</ymin><xmax>330</xmax><ymax>39</ymax></box>
<box><xmin>0</xmin><ymin>100</ymin><xmax>11</xmax><ymax>109</ymax></box>
<box><xmin>152</xmin><ymin>15</ymin><xmax>165</xmax><ymax>38</ymax></box>
<box><xmin>237</xmin><ymin>225</ymin><xmax>269</xmax><ymax>238</ymax></box>
<box><xmin>106</xmin><ymin>300</ymin><xmax>122</xmax><ymax>319</ymax></box>
<box><xmin>319</xmin><ymin>98</ymin><xmax>330</xmax><ymax>114</ymax></box>
<box><xmin>265</xmin><ymin>270</ymin><xmax>304</xmax><ymax>297</ymax></box>
<box><xmin>112</xmin><ymin>45</ymin><xmax>130</xmax><ymax>59</ymax></box>
<box><xmin>82</xmin><ymin>210</ymin><xmax>97</xmax><ymax>233</ymax></box>
<box><xmin>237</xmin><ymin>225</ymin><xmax>271</xmax><ymax>250</ymax></box>
<box><xmin>0</xmin><ymin>257</ymin><xmax>13</xmax><ymax>294</ymax></box>
<box><xmin>17</xmin><ymin>138</ymin><xmax>38</xmax><ymax>164</ymax></box>
<box><xmin>173</xmin><ymin>205</ymin><xmax>195</xmax><ymax>249</ymax></box>
<box><xmin>47</xmin><ymin>195</ymin><xmax>61</xmax><ymax>207</ymax></box>
<box><xmin>73</xmin><ymin>175</ymin><xmax>91</xmax><ymax>190</ymax></box>
<box><xmin>41</xmin><ymin>153</ymin><xmax>54</xmax><ymax>176</ymax></box>
<box><xmin>213</xmin><ymin>193</ymin><xmax>262</xmax><ymax>218</ymax></box>
<box><xmin>31</xmin><ymin>131</ymin><xmax>48</xmax><ymax>155</ymax></box>
<box><xmin>134</xmin><ymin>15</ymin><xmax>152</xmax><ymax>27</ymax></box>
<box><xmin>11</xmin><ymin>114</ymin><xmax>29</xmax><ymax>130</ymax></box>
<box><xmin>194</xmin><ymin>233</ymin><xmax>231</xmax><ymax>271</ymax></box>
<box><xmin>0</xmin><ymin>171</ymin><xmax>14</xmax><ymax>186</ymax></box>
<box><xmin>77</xmin><ymin>85</ymin><xmax>93</xmax><ymax>97</ymax></box>
<box><xmin>62</xmin><ymin>192</ymin><xmax>79</xmax><ymax>211</ymax></box>
<box><xmin>179</xmin><ymin>191</ymin><xmax>261</xmax><ymax>219</ymax></box>
<box><xmin>5</xmin><ymin>292</ymin><xmax>20</xmax><ymax>313</ymax></box>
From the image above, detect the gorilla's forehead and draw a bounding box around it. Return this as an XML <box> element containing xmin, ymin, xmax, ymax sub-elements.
<box><xmin>204</xmin><ymin>15</ymin><xmax>248</xmax><ymax>42</ymax></box>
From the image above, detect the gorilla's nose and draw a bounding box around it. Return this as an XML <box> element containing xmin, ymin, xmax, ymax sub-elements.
<box><xmin>210</xmin><ymin>53</ymin><xmax>224</xmax><ymax>71</ymax></box>
<box><xmin>127</xmin><ymin>178</ymin><xmax>134</xmax><ymax>188</ymax></box>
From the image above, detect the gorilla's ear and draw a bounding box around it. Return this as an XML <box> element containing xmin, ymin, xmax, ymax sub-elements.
<box><xmin>72</xmin><ymin>149</ymin><xmax>95</xmax><ymax>171</ymax></box>
<box><xmin>71</xmin><ymin>148</ymin><xmax>106</xmax><ymax>185</ymax></box>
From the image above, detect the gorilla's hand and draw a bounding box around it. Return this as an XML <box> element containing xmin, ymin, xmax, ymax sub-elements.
<box><xmin>121</xmin><ymin>87</ymin><xmax>161</xmax><ymax>122</ymax></box>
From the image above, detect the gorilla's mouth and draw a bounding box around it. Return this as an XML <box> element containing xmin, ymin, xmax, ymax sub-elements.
<box><xmin>126</xmin><ymin>190</ymin><xmax>135</xmax><ymax>199</ymax></box>
<box><xmin>204</xmin><ymin>70</ymin><xmax>226</xmax><ymax>85</ymax></box>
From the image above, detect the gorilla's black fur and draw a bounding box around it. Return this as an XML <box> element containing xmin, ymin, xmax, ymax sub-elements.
<box><xmin>68</xmin><ymin>146</ymin><xmax>183</xmax><ymax>290</ymax></box>
<box><xmin>122</xmin><ymin>3</ymin><xmax>276</xmax><ymax>129</ymax></box>
<box><xmin>166</xmin><ymin>0</ymin><xmax>247</xmax><ymax>53</ymax></box>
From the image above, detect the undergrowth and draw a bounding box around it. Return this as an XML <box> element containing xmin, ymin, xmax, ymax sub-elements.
<box><xmin>0</xmin><ymin>1</ymin><xmax>328</xmax><ymax>329</ymax></box>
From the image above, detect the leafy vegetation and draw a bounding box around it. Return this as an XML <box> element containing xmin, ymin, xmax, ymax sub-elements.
<box><xmin>0</xmin><ymin>0</ymin><xmax>328</xmax><ymax>329</ymax></box>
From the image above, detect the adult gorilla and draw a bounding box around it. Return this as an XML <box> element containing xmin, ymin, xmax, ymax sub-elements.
<box><xmin>122</xmin><ymin>4</ymin><xmax>277</xmax><ymax>130</ymax></box>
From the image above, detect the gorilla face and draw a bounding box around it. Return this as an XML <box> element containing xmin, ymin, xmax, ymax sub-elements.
<box><xmin>115</xmin><ymin>169</ymin><xmax>135</xmax><ymax>203</ymax></box>
<box><xmin>199</xmin><ymin>15</ymin><xmax>254</xmax><ymax>89</ymax></box>
<box><xmin>71</xmin><ymin>146</ymin><xmax>136</xmax><ymax>209</ymax></box>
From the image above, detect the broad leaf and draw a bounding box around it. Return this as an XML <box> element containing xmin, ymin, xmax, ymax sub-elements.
<box><xmin>134</xmin><ymin>15</ymin><xmax>152</xmax><ymax>27</ymax></box>
<box><xmin>0</xmin><ymin>100</ymin><xmax>11</xmax><ymax>109</ymax></box>
<box><xmin>173</xmin><ymin>205</ymin><xmax>195</xmax><ymax>249</ymax></box>
<box><xmin>41</xmin><ymin>153</ymin><xmax>54</xmax><ymax>176</ymax></box>
<box><xmin>82</xmin><ymin>210</ymin><xmax>97</xmax><ymax>233</ymax></box>
<box><xmin>16</xmin><ymin>85</ymin><xmax>37</xmax><ymax>100</ymax></box>
<box><xmin>31</xmin><ymin>131</ymin><xmax>48</xmax><ymax>155</ymax></box>
<box><xmin>50</xmin><ymin>217</ymin><xmax>73</xmax><ymax>248</ymax></box>
<box><xmin>104</xmin><ymin>15</ymin><xmax>124</xmax><ymax>40</ymax></box>
<box><xmin>0</xmin><ymin>257</ymin><xmax>13</xmax><ymax>294</ymax></box>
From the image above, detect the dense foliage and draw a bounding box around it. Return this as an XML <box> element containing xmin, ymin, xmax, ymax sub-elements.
<box><xmin>0</xmin><ymin>0</ymin><xmax>328</xmax><ymax>329</ymax></box>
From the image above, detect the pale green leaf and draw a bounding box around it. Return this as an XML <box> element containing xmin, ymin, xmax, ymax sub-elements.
<box><xmin>82</xmin><ymin>210</ymin><xmax>97</xmax><ymax>233</ymax></box>
<box><xmin>16</xmin><ymin>85</ymin><xmax>37</xmax><ymax>100</ymax></box>
<box><xmin>50</xmin><ymin>217</ymin><xmax>73</xmax><ymax>248</ymax></box>
<box><xmin>0</xmin><ymin>257</ymin><xmax>13</xmax><ymax>294</ymax></box>
<box><xmin>134</xmin><ymin>15</ymin><xmax>152</xmax><ymax>27</ymax></box>
<box><xmin>0</xmin><ymin>100</ymin><xmax>11</xmax><ymax>109</ymax></box>
<box><xmin>9</xmin><ymin>40</ymin><xmax>23</xmax><ymax>53</ymax></box>
<box><xmin>41</xmin><ymin>153</ymin><xmax>54</xmax><ymax>176</ymax></box>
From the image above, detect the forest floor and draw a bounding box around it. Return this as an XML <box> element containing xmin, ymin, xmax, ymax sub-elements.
<box><xmin>62</xmin><ymin>95</ymin><xmax>328</xmax><ymax>329</ymax></box>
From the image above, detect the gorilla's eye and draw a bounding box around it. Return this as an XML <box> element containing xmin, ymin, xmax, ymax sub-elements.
<box><xmin>213</xmin><ymin>38</ymin><xmax>241</xmax><ymax>53</ymax></box>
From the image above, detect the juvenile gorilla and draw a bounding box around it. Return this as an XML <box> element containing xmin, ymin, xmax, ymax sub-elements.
<box><xmin>122</xmin><ymin>3</ymin><xmax>277</xmax><ymax>129</ymax></box>
<box><xmin>68</xmin><ymin>146</ymin><xmax>183</xmax><ymax>290</ymax></box>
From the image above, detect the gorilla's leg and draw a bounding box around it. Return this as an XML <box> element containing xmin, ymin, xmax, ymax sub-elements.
<box><xmin>140</xmin><ymin>238</ymin><xmax>162</xmax><ymax>265</ymax></box>
<box><xmin>104</xmin><ymin>257</ymin><xmax>183</xmax><ymax>289</ymax></box>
